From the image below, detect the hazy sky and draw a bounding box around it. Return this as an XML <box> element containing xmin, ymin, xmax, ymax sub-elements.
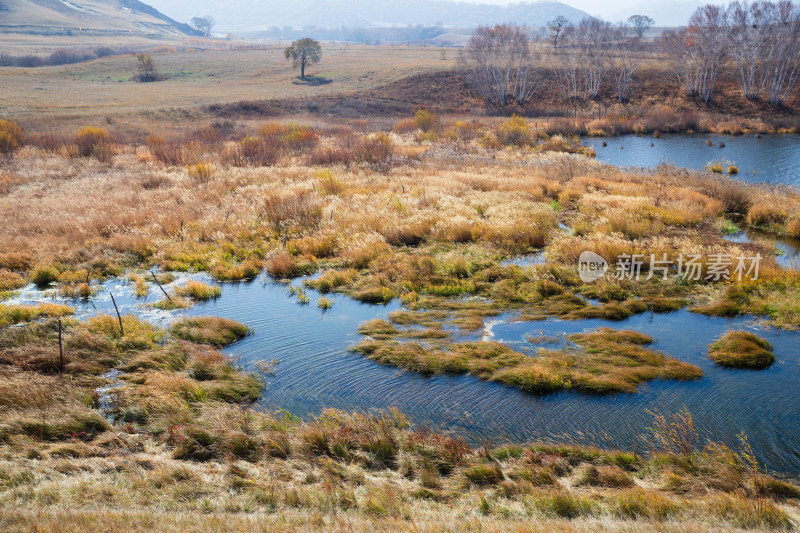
<box><xmin>471</xmin><ymin>0</ymin><xmax>641</xmax><ymax>13</ymax></box>
<box><xmin>146</xmin><ymin>0</ymin><xmax>710</xmax><ymax>28</ymax></box>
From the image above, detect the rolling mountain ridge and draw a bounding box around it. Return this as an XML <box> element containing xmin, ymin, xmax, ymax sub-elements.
<box><xmin>0</xmin><ymin>0</ymin><xmax>200</xmax><ymax>36</ymax></box>
<box><xmin>145</xmin><ymin>0</ymin><xmax>591</xmax><ymax>32</ymax></box>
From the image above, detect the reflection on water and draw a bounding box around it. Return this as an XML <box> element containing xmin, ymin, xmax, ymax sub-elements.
<box><xmin>584</xmin><ymin>134</ymin><xmax>800</xmax><ymax>187</ymax></box>
<box><xmin>8</xmin><ymin>272</ymin><xmax>800</xmax><ymax>476</ymax></box>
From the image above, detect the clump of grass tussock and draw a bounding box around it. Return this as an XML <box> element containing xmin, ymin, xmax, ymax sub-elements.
<box><xmin>574</xmin><ymin>464</ymin><xmax>634</xmax><ymax>488</ymax></box>
<box><xmin>354</xmin><ymin>327</ymin><xmax>701</xmax><ymax>395</ymax></box>
<box><xmin>211</xmin><ymin>259</ymin><xmax>263</xmax><ymax>282</ymax></box>
<box><xmin>693</xmin><ymin>276</ymin><xmax>800</xmax><ymax>329</ymax></box>
<box><xmin>265</xmin><ymin>253</ymin><xmax>316</xmax><ymax>279</ymax></box>
<box><xmin>30</xmin><ymin>265</ymin><xmax>59</xmax><ymax>288</ymax></box>
<box><xmin>0</xmin><ymin>303</ymin><xmax>73</xmax><ymax>329</ymax></box>
<box><xmin>463</xmin><ymin>463</ymin><xmax>505</xmax><ymax>485</ymax></box>
<box><xmin>708</xmin><ymin>331</ymin><xmax>775</xmax><ymax>369</ymax></box>
<box><xmin>170</xmin><ymin>317</ymin><xmax>250</xmax><ymax>346</ymax></box>
<box><xmin>174</xmin><ymin>281</ymin><xmax>222</xmax><ymax>301</ymax></box>
<box><xmin>129</xmin><ymin>273</ymin><xmax>150</xmax><ymax>298</ymax></box>
<box><xmin>86</xmin><ymin>314</ymin><xmax>164</xmax><ymax>351</ymax></box>
<box><xmin>304</xmin><ymin>269</ymin><xmax>358</xmax><ymax>293</ymax></box>
<box><xmin>262</xmin><ymin>193</ymin><xmax>324</xmax><ymax>233</ymax></box>
<box><xmin>705</xmin><ymin>493</ymin><xmax>793</xmax><ymax>529</ymax></box>
<box><xmin>611</xmin><ymin>489</ymin><xmax>679</xmax><ymax>520</ymax></box>
<box><xmin>287</xmin><ymin>234</ymin><xmax>338</xmax><ymax>258</ymax></box>
<box><xmin>0</xmin><ymin>269</ymin><xmax>26</xmax><ymax>292</ymax></box>
<box><xmin>357</xmin><ymin>319</ymin><xmax>399</xmax><ymax>340</ymax></box>
<box><xmin>74</xmin><ymin>126</ymin><xmax>113</xmax><ymax>162</ymax></box>
<box><xmin>186</xmin><ymin>162</ymin><xmax>214</xmax><ymax>182</ymax></box>
<box><xmin>0</xmin><ymin>252</ymin><xmax>32</xmax><ymax>271</ymax></box>
<box><xmin>152</xmin><ymin>296</ymin><xmax>193</xmax><ymax>310</ymax></box>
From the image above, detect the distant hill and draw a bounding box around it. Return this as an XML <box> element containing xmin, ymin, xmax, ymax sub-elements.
<box><xmin>145</xmin><ymin>0</ymin><xmax>590</xmax><ymax>32</ymax></box>
<box><xmin>0</xmin><ymin>0</ymin><xmax>200</xmax><ymax>36</ymax></box>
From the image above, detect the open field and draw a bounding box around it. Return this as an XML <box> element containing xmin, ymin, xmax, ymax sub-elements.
<box><xmin>0</xmin><ymin>45</ymin><xmax>455</xmax><ymax>125</ymax></box>
<box><xmin>2</xmin><ymin>41</ymin><xmax>799</xmax><ymax>140</ymax></box>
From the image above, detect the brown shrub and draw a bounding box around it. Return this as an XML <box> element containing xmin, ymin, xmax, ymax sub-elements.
<box><xmin>257</xmin><ymin>122</ymin><xmax>319</xmax><ymax>153</ymax></box>
<box><xmin>146</xmin><ymin>135</ymin><xmax>187</xmax><ymax>166</ymax></box>
<box><xmin>74</xmin><ymin>127</ymin><xmax>110</xmax><ymax>159</ymax></box>
<box><xmin>262</xmin><ymin>193</ymin><xmax>324</xmax><ymax>232</ymax></box>
<box><xmin>187</xmin><ymin>162</ymin><xmax>214</xmax><ymax>183</ymax></box>
<box><xmin>354</xmin><ymin>133</ymin><xmax>394</xmax><ymax>168</ymax></box>
<box><xmin>0</xmin><ymin>119</ymin><xmax>24</xmax><ymax>156</ymax></box>
<box><xmin>289</xmin><ymin>235</ymin><xmax>338</xmax><ymax>258</ymax></box>
<box><xmin>382</xmin><ymin>221</ymin><xmax>432</xmax><ymax>247</ymax></box>
<box><xmin>239</xmin><ymin>136</ymin><xmax>281</xmax><ymax>167</ymax></box>
<box><xmin>27</xmin><ymin>132</ymin><xmax>69</xmax><ymax>152</ymax></box>
<box><xmin>413</xmin><ymin>109</ymin><xmax>442</xmax><ymax>133</ymax></box>
<box><xmin>344</xmin><ymin>243</ymin><xmax>391</xmax><ymax>269</ymax></box>
<box><xmin>449</xmin><ymin>120</ymin><xmax>485</xmax><ymax>142</ymax></box>
<box><xmin>786</xmin><ymin>218</ymin><xmax>800</xmax><ymax>238</ymax></box>
<box><xmin>747</xmin><ymin>202</ymin><xmax>787</xmax><ymax>228</ymax></box>
<box><xmin>0</xmin><ymin>252</ymin><xmax>32</xmax><ymax>271</ymax></box>
<box><xmin>392</xmin><ymin>118</ymin><xmax>417</xmax><ymax>134</ymax></box>
<box><xmin>306</xmin><ymin>145</ymin><xmax>355</xmax><ymax>166</ymax></box>
<box><xmin>266</xmin><ymin>253</ymin><xmax>300</xmax><ymax>278</ymax></box>
<box><xmin>495</xmin><ymin>115</ymin><xmax>533</xmax><ymax>147</ymax></box>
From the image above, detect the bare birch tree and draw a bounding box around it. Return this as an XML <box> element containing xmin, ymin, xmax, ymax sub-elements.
<box><xmin>728</xmin><ymin>1</ymin><xmax>800</xmax><ymax>104</ymax></box>
<box><xmin>610</xmin><ymin>24</ymin><xmax>643</xmax><ymax>103</ymax></box>
<box><xmin>661</xmin><ymin>5</ymin><xmax>728</xmax><ymax>103</ymax></box>
<box><xmin>728</xmin><ymin>1</ymin><xmax>772</xmax><ymax>100</ymax></box>
<box><xmin>763</xmin><ymin>1</ymin><xmax>800</xmax><ymax>105</ymax></box>
<box><xmin>552</xmin><ymin>42</ymin><xmax>583</xmax><ymax>101</ymax></box>
<box><xmin>576</xmin><ymin>17</ymin><xmax>614</xmax><ymax>100</ymax></box>
<box><xmin>688</xmin><ymin>5</ymin><xmax>730</xmax><ymax>103</ymax></box>
<box><xmin>661</xmin><ymin>28</ymin><xmax>704</xmax><ymax>96</ymax></box>
<box><xmin>462</xmin><ymin>24</ymin><xmax>541</xmax><ymax>105</ymax></box>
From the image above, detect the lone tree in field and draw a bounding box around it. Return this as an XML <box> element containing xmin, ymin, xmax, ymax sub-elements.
<box><xmin>135</xmin><ymin>54</ymin><xmax>158</xmax><ymax>82</ymax></box>
<box><xmin>628</xmin><ymin>15</ymin><xmax>655</xmax><ymax>39</ymax></box>
<box><xmin>284</xmin><ymin>38</ymin><xmax>322</xmax><ymax>80</ymax></box>
<box><xmin>191</xmin><ymin>16</ymin><xmax>215</xmax><ymax>35</ymax></box>
<box><xmin>547</xmin><ymin>15</ymin><xmax>570</xmax><ymax>48</ymax></box>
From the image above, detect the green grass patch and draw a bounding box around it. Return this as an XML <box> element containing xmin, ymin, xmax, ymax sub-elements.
<box><xmin>170</xmin><ymin>317</ymin><xmax>250</xmax><ymax>346</ymax></box>
<box><xmin>708</xmin><ymin>331</ymin><xmax>775</xmax><ymax>369</ymax></box>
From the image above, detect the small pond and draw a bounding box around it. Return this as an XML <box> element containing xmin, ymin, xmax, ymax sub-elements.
<box><xmin>584</xmin><ymin>133</ymin><xmax>800</xmax><ymax>187</ymax></box>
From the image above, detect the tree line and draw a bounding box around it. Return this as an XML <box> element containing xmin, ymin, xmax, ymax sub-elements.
<box><xmin>462</xmin><ymin>1</ymin><xmax>800</xmax><ymax>108</ymax></box>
